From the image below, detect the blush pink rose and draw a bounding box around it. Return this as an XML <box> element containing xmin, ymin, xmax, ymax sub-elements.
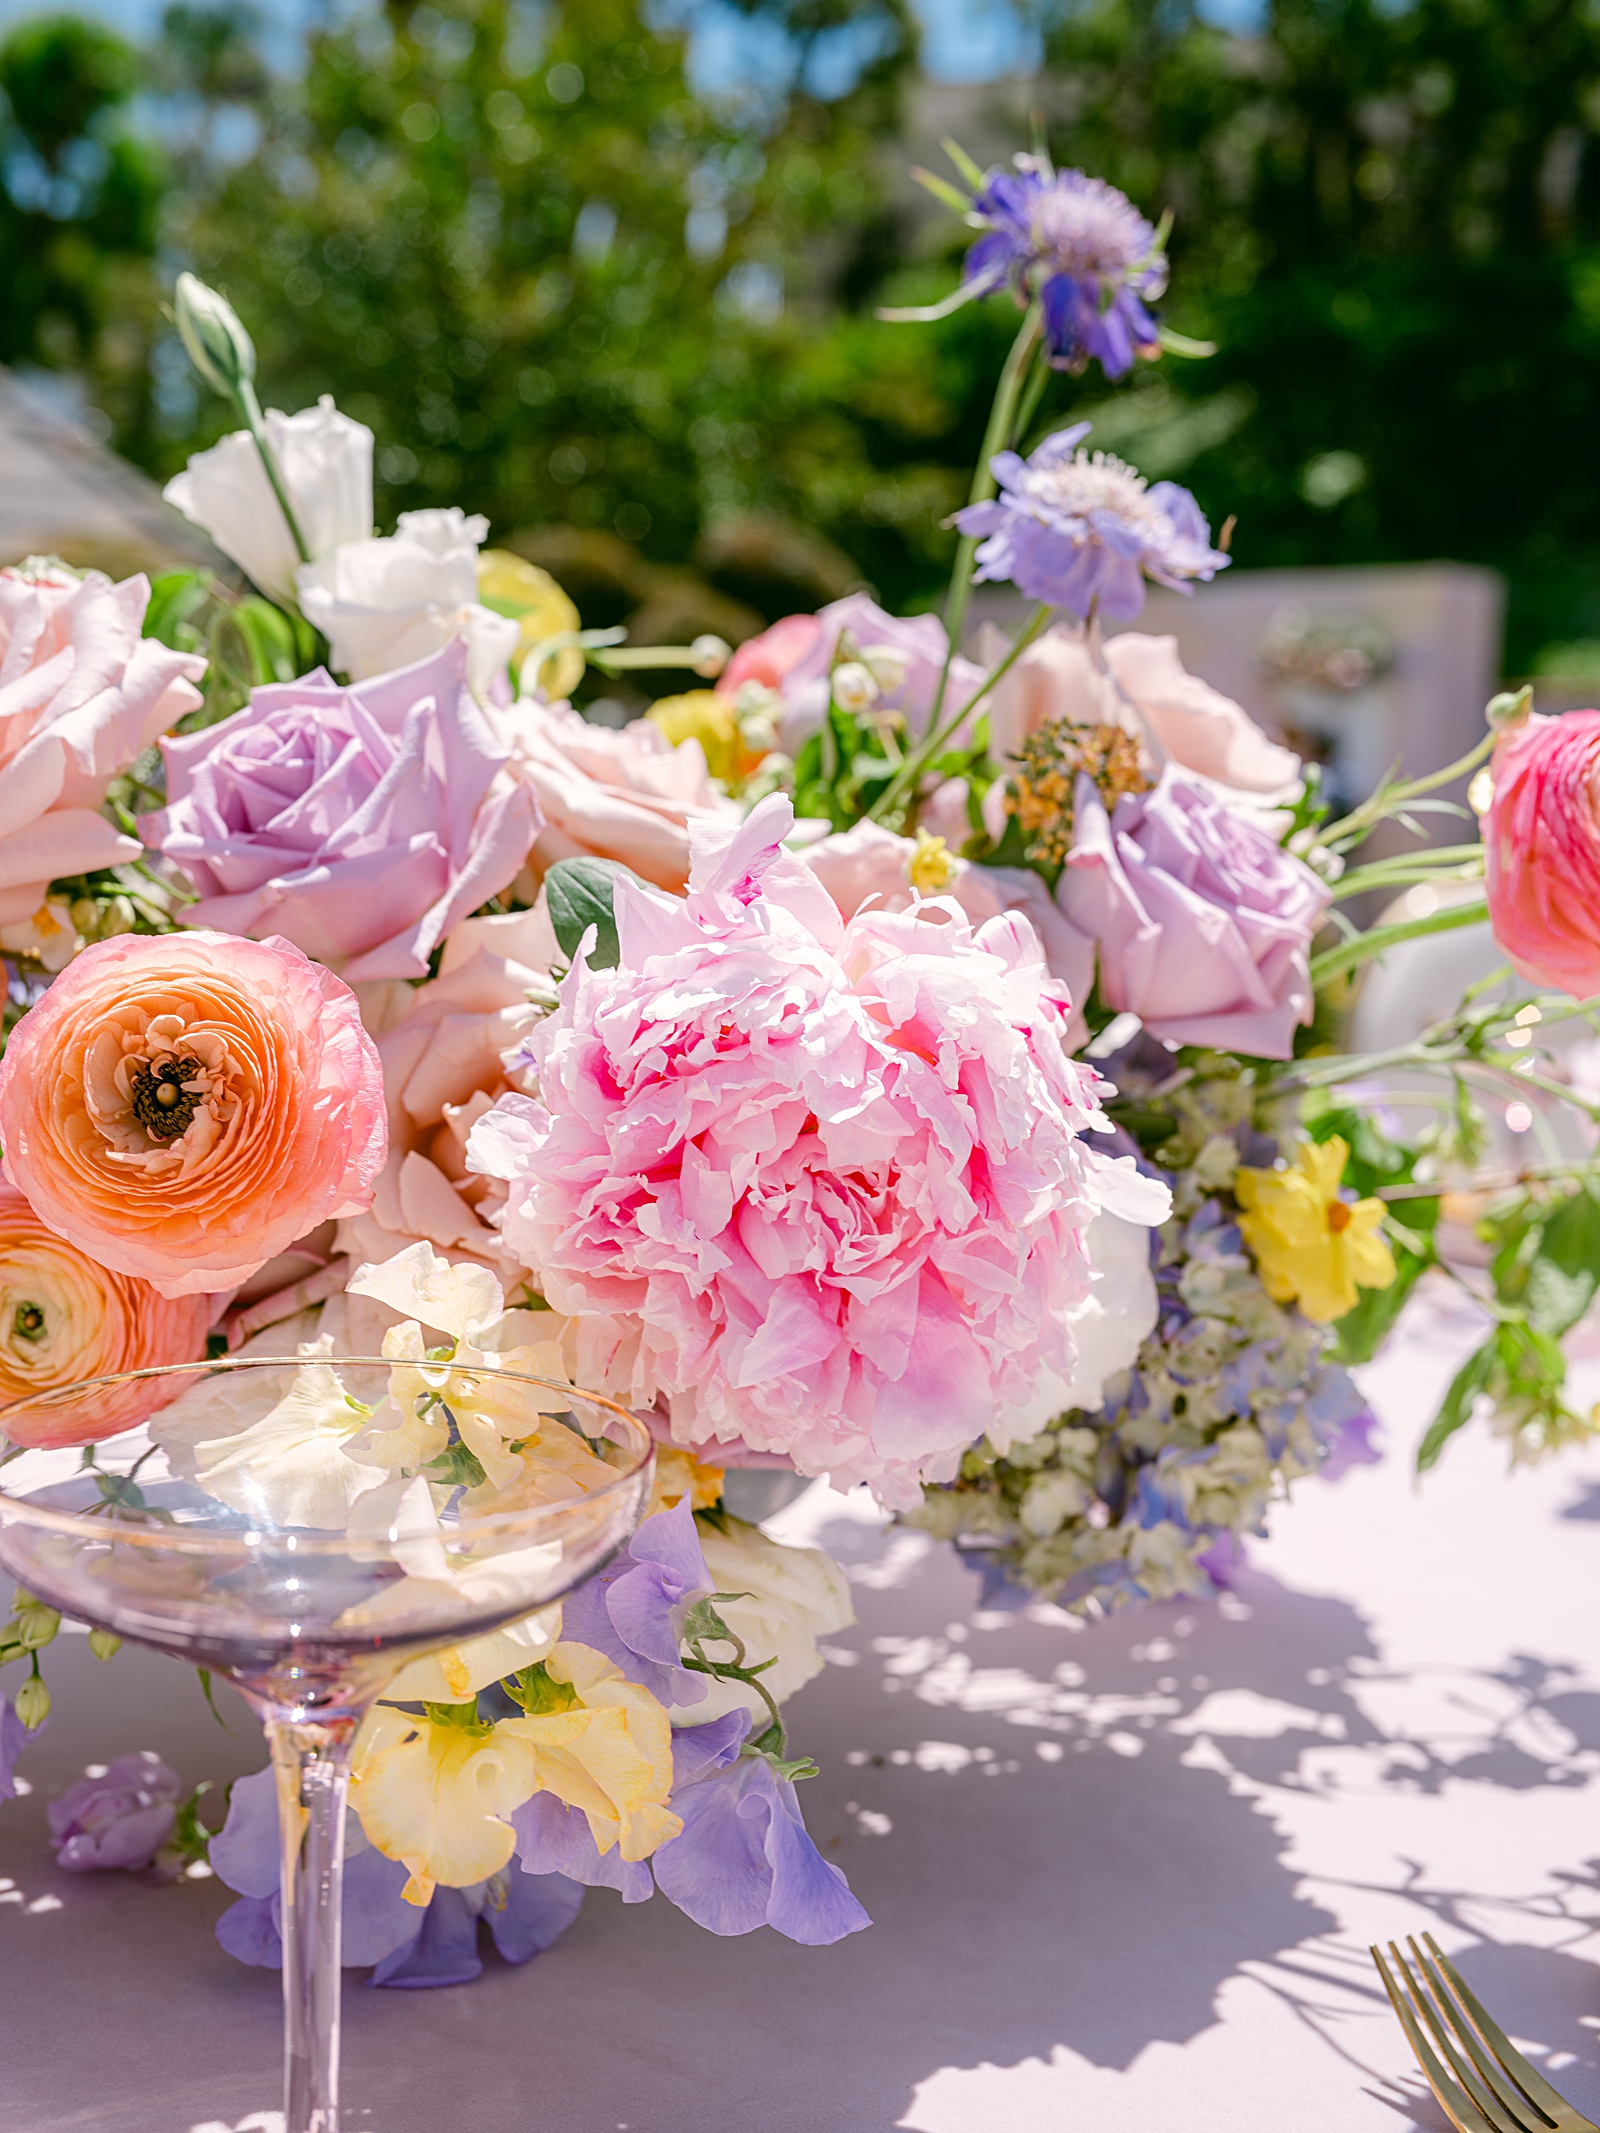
<box><xmin>335</xmin><ymin>905</ymin><xmax>557</xmax><ymax>1306</ymax></box>
<box><xmin>1056</xmin><ymin>769</ymin><xmax>1329</xmax><ymax>1058</ymax></box>
<box><xmin>0</xmin><ymin>1183</ymin><xmax>212</xmax><ymax>1446</ymax></box>
<box><xmin>490</xmin><ymin>697</ymin><xmax>738</xmax><ymax>894</ymax></box>
<box><xmin>140</xmin><ymin>639</ymin><xmax>539</xmax><ymax>982</ymax></box>
<box><xmin>0</xmin><ymin>565</ymin><xmax>205</xmax><ymax>926</ymax></box>
<box><xmin>0</xmin><ymin>931</ymin><xmax>386</xmax><ymax>1298</ymax></box>
<box><xmin>468</xmin><ymin>793</ymin><xmax>1169</xmax><ymax>1508</ymax></box>
<box><xmin>1484</xmin><ymin>709</ymin><xmax>1600</xmax><ymax>997</ymax></box>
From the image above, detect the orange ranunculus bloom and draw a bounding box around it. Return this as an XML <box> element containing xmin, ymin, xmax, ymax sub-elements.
<box><xmin>0</xmin><ymin>1183</ymin><xmax>212</xmax><ymax>1444</ymax></box>
<box><xmin>0</xmin><ymin>931</ymin><xmax>386</xmax><ymax>1299</ymax></box>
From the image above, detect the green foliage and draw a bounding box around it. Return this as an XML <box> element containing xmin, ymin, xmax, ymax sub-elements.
<box><xmin>544</xmin><ymin>855</ymin><xmax>627</xmax><ymax>968</ymax></box>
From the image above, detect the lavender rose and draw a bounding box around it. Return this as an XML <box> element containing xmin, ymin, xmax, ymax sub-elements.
<box><xmin>47</xmin><ymin>1751</ymin><xmax>181</xmax><ymax>1872</ymax></box>
<box><xmin>1057</xmin><ymin>769</ymin><xmax>1329</xmax><ymax>1058</ymax></box>
<box><xmin>141</xmin><ymin>639</ymin><xmax>539</xmax><ymax>982</ymax></box>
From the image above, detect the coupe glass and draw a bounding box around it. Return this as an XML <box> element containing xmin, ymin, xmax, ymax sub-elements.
<box><xmin>0</xmin><ymin>1356</ymin><xmax>653</xmax><ymax>2133</ymax></box>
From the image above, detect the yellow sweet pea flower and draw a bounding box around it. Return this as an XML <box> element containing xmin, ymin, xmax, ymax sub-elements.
<box><xmin>353</xmin><ymin>1702</ymin><xmax>538</xmax><ymax>1906</ymax></box>
<box><xmin>477</xmin><ymin>550</ymin><xmax>583</xmax><ymax>699</ymax></box>
<box><xmin>645</xmin><ymin>690</ymin><xmax>747</xmax><ymax>781</ymax></box>
<box><xmin>646</xmin><ymin>1444</ymin><xmax>726</xmax><ymax>1517</ymax></box>
<box><xmin>1235</xmin><ymin>1135</ymin><xmax>1397</xmax><ymax>1324</ymax></box>
<box><xmin>503</xmin><ymin>1641</ymin><xmax>682</xmax><ymax>1863</ymax></box>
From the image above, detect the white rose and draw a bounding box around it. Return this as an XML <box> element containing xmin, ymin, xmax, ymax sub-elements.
<box><xmin>672</xmin><ymin>1515</ymin><xmax>855</xmax><ymax>1728</ymax></box>
<box><xmin>296</xmin><ymin>508</ymin><xmax>519</xmax><ymax>698</ymax></box>
<box><xmin>163</xmin><ymin>394</ymin><xmax>374</xmax><ymax>604</ymax></box>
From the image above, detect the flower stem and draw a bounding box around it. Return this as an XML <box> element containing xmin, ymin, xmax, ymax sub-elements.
<box><xmin>868</xmin><ymin>599</ymin><xmax>1053</xmax><ymax>825</ymax></box>
<box><xmin>235</xmin><ymin>379</ymin><xmax>312</xmax><ymax>570</ymax></box>
<box><xmin>924</xmin><ymin>301</ymin><xmax>1043</xmax><ymax>743</ymax></box>
<box><xmin>269</xmin><ymin>1715</ymin><xmax>356</xmax><ymax>2133</ymax></box>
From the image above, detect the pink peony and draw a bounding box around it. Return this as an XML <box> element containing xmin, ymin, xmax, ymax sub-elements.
<box><xmin>1057</xmin><ymin>769</ymin><xmax>1329</xmax><ymax>1058</ymax></box>
<box><xmin>140</xmin><ymin>639</ymin><xmax>538</xmax><ymax>983</ymax></box>
<box><xmin>0</xmin><ymin>565</ymin><xmax>204</xmax><ymax>926</ymax></box>
<box><xmin>0</xmin><ymin>1183</ymin><xmax>212</xmax><ymax>1446</ymax></box>
<box><xmin>489</xmin><ymin>696</ymin><xmax>737</xmax><ymax>894</ymax></box>
<box><xmin>467</xmin><ymin>793</ymin><xmax>1168</xmax><ymax>1507</ymax></box>
<box><xmin>0</xmin><ymin>931</ymin><xmax>386</xmax><ymax>1298</ymax></box>
<box><xmin>1484</xmin><ymin>709</ymin><xmax>1600</xmax><ymax>998</ymax></box>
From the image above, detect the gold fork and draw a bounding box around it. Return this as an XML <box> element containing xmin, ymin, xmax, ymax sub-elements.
<box><xmin>1371</xmin><ymin>1931</ymin><xmax>1599</xmax><ymax>2133</ymax></box>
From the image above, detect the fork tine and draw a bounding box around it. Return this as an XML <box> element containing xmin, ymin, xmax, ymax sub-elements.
<box><xmin>1404</xmin><ymin>1940</ymin><xmax>1555</xmax><ymax>2133</ymax></box>
<box><xmin>1372</xmin><ymin>1941</ymin><xmax>1502</xmax><ymax>2133</ymax></box>
<box><xmin>1420</xmin><ymin>1934</ymin><xmax>1600</xmax><ymax>2133</ymax></box>
<box><xmin>1387</xmin><ymin>1940</ymin><xmax>1536</xmax><ymax>2133</ymax></box>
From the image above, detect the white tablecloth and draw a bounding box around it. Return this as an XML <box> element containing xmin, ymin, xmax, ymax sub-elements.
<box><xmin>7</xmin><ymin>1286</ymin><xmax>1600</xmax><ymax>2133</ymax></box>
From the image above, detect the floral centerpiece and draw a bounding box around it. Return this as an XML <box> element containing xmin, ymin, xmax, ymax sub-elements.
<box><xmin>2</xmin><ymin>147</ymin><xmax>1597</xmax><ymax>1999</ymax></box>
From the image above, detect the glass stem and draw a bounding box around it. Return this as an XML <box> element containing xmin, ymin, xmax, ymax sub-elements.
<box><xmin>269</xmin><ymin>1715</ymin><xmax>357</xmax><ymax>2133</ymax></box>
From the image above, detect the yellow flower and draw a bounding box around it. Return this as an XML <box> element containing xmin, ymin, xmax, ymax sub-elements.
<box><xmin>905</xmin><ymin>828</ymin><xmax>956</xmax><ymax>894</ymax></box>
<box><xmin>1235</xmin><ymin>1136</ymin><xmax>1396</xmax><ymax>1323</ymax></box>
<box><xmin>503</xmin><ymin>1641</ymin><xmax>681</xmax><ymax>1863</ymax></box>
<box><xmin>477</xmin><ymin>550</ymin><xmax>582</xmax><ymax>699</ymax></box>
<box><xmin>645</xmin><ymin>1444</ymin><xmax>726</xmax><ymax>1518</ymax></box>
<box><xmin>645</xmin><ymin>690</ymin><xmax>746</xmax><ymax>782</ymax></box>
<box><xmin>353</xmin><ymin>1702</ymin><xmax>538</xmax><ymax>1905</ymax></box>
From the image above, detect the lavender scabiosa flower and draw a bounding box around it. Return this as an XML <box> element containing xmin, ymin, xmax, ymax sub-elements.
<box><xmin>885</xmin><ymin>154</ymin><xmax>1168</xmax><ymax>380</ymax></box>
<box><xmin>954</xmin><ymin>422</ymin><xmax>1229</xmax><ymax>622</ymax></box>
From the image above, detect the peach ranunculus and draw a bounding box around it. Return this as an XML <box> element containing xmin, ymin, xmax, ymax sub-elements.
<box><xmin>0</xmin><ymin>931</ymin><xmax>385</xmax><ymax>1299</ymax></box>
<box><xmin>335</xmin><ymin>906</ymin><xmax>558</xmax><ymax>1327</ymax></box>
<box><xmin>1484</xmin><ymin>707</ymin><xmax>1600</xmax><ymax>999</ymax></box>
<box><xmin>0</xmin><ymin>563</ymin><xmax>205</xmax><ymax>928</ymax></box>
<box><xmin>488</xmin><ymin>697</ymin><xmax>738</xmax><ymax>894</ymax></box>
<box><xmin>984</xmin><ymin>621</ymin><xmax>1301</xmax><ymax>808</ymax></box>
<box><xmin>0</xmin><ymin>1183</ymin><xmax>212</xmax><ymax>1445</ymax></box>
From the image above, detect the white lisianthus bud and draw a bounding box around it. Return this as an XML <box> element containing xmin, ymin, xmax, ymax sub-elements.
<box><xmin>690</xmin><ymin>634</ymin><xmax>731</xmax><ymax>679</ymax></box>
<box><xmin>861</xmin><ymin>643</ymin><xmax>908</xmax><ymax>694</ymax></box>
<box><xmin>173</xmin><ymin>272</ymin><xmax>257</xmax><ymax>400</ymax></box>
<box><xmin>832</xmin><ymin>660</ymin><xmax>879</xmax><ymax>712</ymax></box>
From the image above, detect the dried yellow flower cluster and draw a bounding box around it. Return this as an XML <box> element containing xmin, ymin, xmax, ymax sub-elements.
<box><xmin>1005</xmin><ymin>717</ymin><xmax>1151</xmax><ymax>868</ymax></box>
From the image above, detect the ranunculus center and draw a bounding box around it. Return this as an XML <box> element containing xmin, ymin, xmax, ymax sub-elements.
<box><xmin>129</xmin><ymin>1056</ymin><xmax>204</xmax><ymax>1143</ymax></box>
<box><xmin>1326</xmin><ymin>1200</ymin><xmax>1353</xmax><ymax>1235</ymax></box>
<box><xmin>11</xmin><ymin>1301</ymin><xmax>45</xmax><ymax>1343</ymax></box>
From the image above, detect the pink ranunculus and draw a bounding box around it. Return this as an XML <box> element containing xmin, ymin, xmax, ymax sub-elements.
<box><xmin>1057</xmin><ymin>769</ymin><xmax>1329</xmax><ymax>1058</ymax></box>
<box><xmin>737</xmin><ymin>593</ymin><xmax>993</xmax><ymax>756</ymax></box>
<box><xmin>489</xmin><ymin>697</ymin><xmax>738</xmax><ymax>895</ymax></box>
<box><xmin>139</xmin><ymin>639</ymin><xmax>539</xmax><ymax>983</ymax></box>
<box><xmin>987</xmin><ymin>620</ymin><xmax>1301</xmax><ymax>796</ymax></box>
<box><xmin>335</xmin><ymin>907</ymin><xmax>557</xmax><ymax>1317</ymax></box>
<box><xmin>0</xmin><ymin>565</ymin><xmax>205</xmax><ymax>927</ymax></box>
<box><xmin>0</xmin><ymin>931</ymin><xmax>386</xmax><ymax>1298</ymax></box>
<box><xmin>0</xmin><ymin>1183</ymin><xmax>212</xmax><ymax>1446</ymax></box>
<box><xmin>1484</xmin><ymin>709</ymin><xmax>1600</xmax><ymax>998</ymax></box>
<box><xmin>716</xmin><ymin>613</ymin><xmax>820</xmax><ymax>698</ymax></box>
<box><xmin>467</xmin><ymin>793</ymin><xmax>1169</xmax><ymax>1508</ymax></box>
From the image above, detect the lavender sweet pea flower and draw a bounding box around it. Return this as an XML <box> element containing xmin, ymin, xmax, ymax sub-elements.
<box><xmin>963</xmin><ymin>161</ymin><xmax>1167</xmax><ymax>377</ymax></box>
<box><xmin>955</xmin><ymin>424</ymin><xmax>1228</xmax><ymax>623</ymax></box>
<box><xmin>1</xmin><ymin>1695</ymin><xmax>28</xmax><ymax>1800</ymax></box>
<box><xmin>369</xmin><ymin>1870</ymin><xmax>583</xmax><ymax>1989</ymax></box>
<box><xmin>511</xmin><ymin>1788</ymin><xmax>655</xmax><ymax>1901</ymax></box>
<box><xmin>1057</xmin><ymin>769</ymin><xmax>1330</xmax><ymax>1059</ymax></box>
<box><xmin>650</xmin><ymin>1711</ymin><xmax>871</xmax><ymax>1946</ymax></box>
<box><xmin>559</xmin><ymin>1494</ymin><xmax>711</xmax><ymax>1706</ymax></box>
<box><xmin>48</xmin><ymin>1751</ymin><xmax>180</xmax><ymax>1872</ymax></box>
<box><xmin>765</xmin><ymin>592</ymin><xmax>991</xmax><ymax>753</ymax></box>
<box><xmin>139</xmin><ymin>638</ymin><xmax>540</xmax><ymax>982</ymax></box>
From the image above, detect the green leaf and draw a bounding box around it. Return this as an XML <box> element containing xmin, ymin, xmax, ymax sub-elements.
<box><xmin>1526</xmin><ymin>1183</ymin><xmax>1600</xmax><ymax>1335</ymax></box>
<box><xmin>1310</xmin><ymin>899</ymin><xmax>1490</xmax><ymax>988</ymax></box>
<box><xmin>229</xmin><ymin>596</ymin><xmax>300</xmax><ymax>686</ymax></box>
<box><xmin>544</xmin><ymin>856</ymin><xmax>627</xmax><ymax>970</ymax></box>
<box><xmin>1417</xmin><ymin>1336</ymin><xmax>1496</xmax><ymax>1470</ymax></box>
<box><xmin>1333</xmin><ymin>1247</ymin><xmax>1430</xmax><ymax>1364</ymax></box>
<box><xmin>142</xmin><ymin>568</ymin><xmax>212</xmax><ymax>647</ymax></box>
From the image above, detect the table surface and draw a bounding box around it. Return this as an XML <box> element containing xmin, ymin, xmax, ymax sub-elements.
<box><xmin>7</xmin><ymin>1284</ymin><xmax>1600</xmax><ymax>2133</ymax></box>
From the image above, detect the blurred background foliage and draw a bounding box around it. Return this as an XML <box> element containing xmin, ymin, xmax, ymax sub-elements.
<box><xmin>3</xmin><ymin>0</ymin><xmax>1600</xmax><ymax>671</ymax></box>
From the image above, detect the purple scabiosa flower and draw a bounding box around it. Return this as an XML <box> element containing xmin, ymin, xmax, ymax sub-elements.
<box><xmin>558</xmin><ymin>1495</ymin><xmax>711</xmax><ymax>1707</ymax></box>
<box><xmin>954</xmin><ymin>423</ymin><xmax>1229</xmax><ymax>623</ymax></box>
<box><xmin>48</xmin><ymin>1752</ymin><xmax>180</xmax><ymax>1872</ymax></box>
<box><xmin>965</xmin><ymin>160</ymin><xmax>1167</xmax><ymax>376</ymax></box>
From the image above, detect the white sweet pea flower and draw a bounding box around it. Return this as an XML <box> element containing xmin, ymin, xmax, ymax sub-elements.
<box><xmin>180</xmin><ymin>1358</ymin><xmax>392</xmax><ymax>1529</ymax></box>
<box><xmin>672</xmin><ymin>1516</ymin><xmax>855</xmax><ymax>1727</ymax></box>
<box><xmin>163</xmin><ymin>395</ymin><xmax>374</xmax><ymax>605</ymax></box>
<box><xmin>347</xmin><ymin>1238</ymin><xmax>505</xmax><ymax>1347</ymax></box>
<box><xmin>296</xmin><ymin>509</ymin><xmax>520</xmax><ymax>698</ymax></box>
<box><xmin>860</xmin><ymin>643</ymin><xmax>909</xmax><ymax>694</ymax></box>
<box><xmin>830</xmin><ymin>659</ymin><xmax>879</xmax><ymax>712</ymax></box>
